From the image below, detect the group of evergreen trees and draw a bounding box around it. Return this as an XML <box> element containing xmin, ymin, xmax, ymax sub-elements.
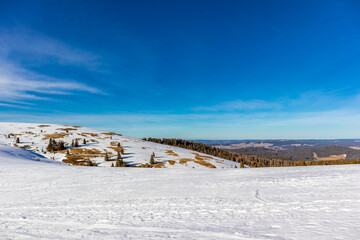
<box><xmin>46</xmin><ymin>138</ymin><xmax>65</xmax><ymax>152</ymax></box>
<box><xmin>143</xmin><ymin>137</ymin><xmax>360</xmax><ymax>168</ymax></box>
<box><xmin>110</xmin><ymin>151</ymin><xmax>127</xmax><ymax>167</ymax></box>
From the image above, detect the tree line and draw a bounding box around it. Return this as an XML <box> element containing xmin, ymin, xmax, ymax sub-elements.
<box><xmin>143</xmin><ymin>137</ymin><xmax>360</xmax><ymax>168</ymax></box>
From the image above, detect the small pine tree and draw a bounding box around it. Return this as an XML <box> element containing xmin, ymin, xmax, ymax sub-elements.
<box><xmin>104</xmin><ymin>152</ymin><xmax>109</xmax><ymax>161</ymax></box>
<box><xmin>46</xmin><ymin>138</ymin><xmax>53</xmax><ymax>152</ymax></box>
<box><xmin>83</xmin><ymin>139</ymin><xmax>86</xmax><ymax>145</ymax></box>
<box><xmin>115</xmin><ymin>153</ymin><xmax>121</xmax><ymax>167</ymax></box>
<box><xmin>111</xmin><ymin>163</ymin><xmax>114</xmax><ymax>167</ymax></box>
<box><xmin>240</xmin><ymin>161</ymin><xmax>245</xmax><ymax>168</ymax></box>
<box><xmin>117</xmin><ymin>142</ymin><xmax>121</xmax><ymax>147</ymax></box>
<box><xmin>16</xmin><ymin>138</ymin><xmax>20</xmax><ymax>143</ymax></box>
<box><xmin>71</xmin><ymin>140</ymin><xmax>75</xmax><ymax>147</ymax></box>
<box><xmin>150</xmin><ymin>152</ymin><xmax>155</xmax><ymax>164</ymax></box>
<box><xmin>74</xmin><ymin>139</ymin><xmax>79</xmax><ymax>147</ymax></box>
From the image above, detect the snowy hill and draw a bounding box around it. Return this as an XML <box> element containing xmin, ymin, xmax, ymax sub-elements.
<box><xmin>0</xmin><ymin>122</ymin><xmax>239</xmax><ymax>168</ymax></box>
<box><xmin>0</xmin><ymin>144</ymin><xmax>359</xmax><ymax>239</ymax></box>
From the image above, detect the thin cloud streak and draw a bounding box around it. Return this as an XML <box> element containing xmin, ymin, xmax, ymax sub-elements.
<box><xmin>0</xmin><ymin>28</ymin><xmax>104</xmax><ymax>106</ymax></box>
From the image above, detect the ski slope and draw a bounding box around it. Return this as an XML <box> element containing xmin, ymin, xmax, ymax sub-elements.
<box><xmin>0</xmin><ymin>122</ymin><xmax>238</xmax><ymax>168</ymax></box>
<box><xmin>0</xmin><ymin>144</ymin><xmax>359</xmax><ymax>239</ymax></box>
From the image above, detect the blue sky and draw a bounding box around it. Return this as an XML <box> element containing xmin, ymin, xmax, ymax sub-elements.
<box><xmin>0</xmin><ymin>0</ymin><xmax>360</xmax><ymax>139</ymax></box>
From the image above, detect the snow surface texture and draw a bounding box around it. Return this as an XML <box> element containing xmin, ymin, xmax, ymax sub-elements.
<box><xmin>0</xmin><ymin>143</ymin><xmax>360</xmax><ymax>239</ymax></box>
<box><xmin>0</xmin><ymin>122</ymin><xmax>239</xmax><ymax>168</ymax></box>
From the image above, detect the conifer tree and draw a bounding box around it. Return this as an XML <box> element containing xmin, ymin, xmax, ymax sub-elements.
<box><xmin>46</xmin><ymin>138</ymin><xmax>53</xmax><ymax>152</ymax></box>
<box><xmin>115</xmin><ymin>153</ymin><xmax>121</xmax><ymax>167</ymax></box>
<box><xmin>83</xmin><ymin>139</ymin><xmax>86</xmax><ymax>145</ymax></box>
<box><xmin>240</xmin><ymin>161</ymin><xmax>245</xmax><ymax>168</ymax></box>
<box><xmin>104</xmin><ymin>152</ymin><xmax>109</xmax><ymax>161</ymax></box>
<box><xmin>16</xmin><ymin>138</ymin><xmax>20</xmax><ymax>143</ymax></box>
<box><xmin>74</xmin><ymin>139</ymin><xmax>79</xmax><ymax>147</ymax></box>
<box><xmin>111</xmin><ymin>163</ymin><xmax>114</xmax><ymax>167</ymax></box>
<box><xmin>150</xmin><ymin>152</ymin><xmax>155</xmax><ymax>164</ymax></box>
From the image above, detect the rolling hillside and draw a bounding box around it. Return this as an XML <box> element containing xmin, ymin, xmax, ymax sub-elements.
<box><xmin>0</xmin><ymin>122</ymin><xmax>238</xmax><ymax>168</ymax></box>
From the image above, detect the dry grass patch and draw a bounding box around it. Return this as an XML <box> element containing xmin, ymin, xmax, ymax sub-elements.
<box><xmin>110</xmin><ymin>141</ymin><xmax>121</xmax><ymax>146</ymax></box>
<box><xmin>90</xmin><ymin>139</ymin><xmax>99</xmax><ymax>143</ymax></box>
<box><xmin>22</xmin><ymin>131</ymin><xmax>35</xmax><ymax>135</ymax></box>
<box><xmin>179</xmin><ymin>158</ymin><xmax>192</xmax><ymax>164</ymax></box>
<box><xmin>193</xmin><ymin>153</ymin><xmax>213</xmax><ymax>160</ymax></box>
<box><xmin>168</xmin><ymin>160</ymin><xmax>176</xmax><ymax>165</ymax></box>
<box><xmin>153</xmin><ymin>162</ymin><xmax>165</xmax><ymax>168</ymax></box>
<box><xmin>165</xmin><ymin>149</ymin><xmax>179</xmax><ymax>157</ymax></box>
<box><xmin>102</xmin><ymin>132</ymin><xmax>122</xmax><ymax>136</ymax></box>
<box><xmin>70</xmin><ymin>148</ymin><xmax>102</xmax><ymax>155</ymax></box>
<box><xmin>179</xmin><ymin>157</ymin><xmax>216</xmax><ymax>168</ymax></box>
<box><xmin>194</xmin><ymin>160</ymin><xmax>216</xmax><ymax>168</ymax></box>
<box><xmin>38</xmin><ymin>125</ymin><xmax>50</xmax><ymax>127</ymax></box>
<box><xmin>19</xmin><ymin>145</ymin><xmax>31</xmax><ymax>150</ymax></box>
<box><xmin>57</xmin><ymin>128</ymin><xmax>78</xmax><ymax>131</ymax></box>
<box><xmin>44</xmin><ymin>133</ymin><xmax>69</xmax><ymax>139</ymax></box>
<box><xmin>108</xmin><ymin>146</ymin><xmax>123</xmax><ymax>152</ymax></box>
<box><xmin>79</xmin><ymin>133</ymin><xmax>99</xmax><ymax>137</ymax></box>
<box><xmin>62</xmin><ymin>155</ymin><xmax>93</xmax><ymax>166</ymax></box>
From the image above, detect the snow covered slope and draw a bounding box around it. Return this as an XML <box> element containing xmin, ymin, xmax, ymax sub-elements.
<box><xmin>0</xmin><ymin>148</ymin><xmax>359</xmax><ymax>239</ymax></box>
<box><xmin>0</xmin><ymin>122</ymin><xmax>239</xmax><ymax>168</ymax></box>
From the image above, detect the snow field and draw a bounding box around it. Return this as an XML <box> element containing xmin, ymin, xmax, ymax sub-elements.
<box><xmin>0</xmin><ymin>145</ymin><xmax>359</xmax><ymax>239</ymax></box>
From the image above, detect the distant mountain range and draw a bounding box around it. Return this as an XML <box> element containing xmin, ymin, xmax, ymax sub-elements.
<box><xmin>195</xmin><ymin>139</ymin><xmax>360</xmax><ymax>161</ymax></box>
<box><xmin>196</xmin><ymin>139</ymin><xmax>360</xmax><ymax>150</ymax></box>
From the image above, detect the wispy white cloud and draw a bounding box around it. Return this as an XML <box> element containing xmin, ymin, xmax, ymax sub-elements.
<box><xmin>0</xmin><ymin>28</ymin><xmax>104</xmax><ymax>106</ymax></box>
<box><xmin>0</xmin><ymin>28</ymin><xmax>99</xmax><ymax>67</ymax></box>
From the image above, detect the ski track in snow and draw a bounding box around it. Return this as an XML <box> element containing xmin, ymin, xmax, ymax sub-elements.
<box><xmin>0</xmin><ymin>143</ymin><xmax>360</xmax><ymax>239</ymax></box>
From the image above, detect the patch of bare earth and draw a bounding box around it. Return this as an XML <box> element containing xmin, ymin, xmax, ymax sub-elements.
<box><xmin>165</xmin><ymin>150</ymin><xmax>179</xmax><ymax>157</ymax></box>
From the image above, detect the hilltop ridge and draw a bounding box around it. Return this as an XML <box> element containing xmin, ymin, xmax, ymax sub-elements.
<box><xmin>0</xmin><ymin>122</ymin><xmax>239</xmax><ymax>168</ymax></box>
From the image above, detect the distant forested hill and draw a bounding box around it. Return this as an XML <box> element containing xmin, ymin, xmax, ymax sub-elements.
<box><xmin>231</xmin><ymin>145</ymin><xmax>360</xmax><ymax>161</ymax></box>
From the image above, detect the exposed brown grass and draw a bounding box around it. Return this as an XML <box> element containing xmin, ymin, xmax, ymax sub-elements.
<box><xmin>79</xmin><ymin>133</ymin><xmax>99</xmax><ymax>137</ymax></box>
<box><xmin>165</xmin><ymin>149</ymin><xmax>179</xmax><ymax>157</ymax></box>
<box><xmin>194</xmin><ymin>160</ymin><xmax>216</xmax><ymax>168</ymax></box>
<box><xmin>179</xmin><ymin>158</ymin><xmax>192</xmax><ymax>164</ymax></box>
<box><xmin>22</xmin><ymin>131</ymin><xmax>36</xmax><ymax>135</ymax></box>
<box><xmin>138</xmin><ymin>162</ymin><xmax>165</xmax><ymax>168</ymax></box>
<box><xmin>90</xmin><ymin>139</ymin><xmax>99</xmax><ymax>143</ymax></box>
<box><xmin>108</xmin><ymin>146</ymin><xmax>123</xmax><ymax>152</ymax></box>
<box><xmin>102</xmin><ymin>132</ymin><xmax>122</xmax><ymax>136</ymax></box>
<box><xmin>62</xmin><ymin>155</ymin><xmax>93</xmax><ymax>166</ymax></box>
<box><xmin>57</xmin><ymin>128</ymin><xmax>78</xmax><ymax>131</ymax></box>
<box><xmin>152</xmin><ymin>162</ymin><xmax>165</xmax><ymax>168</ymax></box>
<box><xmin>179</xmin><ymin>157</ymin><xmax>216</xmax><ymax>168</ymax></box>
<box><xmin>44</xmin><ymin>133</ymin><xmax>69</xmax><ymax>139</ymax></box>
<box><xmin>110</xmin><ymin>141</ymin><xmax>121</xmax><ymax>146</ymax></box>
<box><xmin>70</xmin><ymin>148</ymin><xmax>102</xmax><ymax>155</ymax></box>
<box><xmin>193</xmin><ymin>153</ymin><xmax>213</xmax><ymax>160</ymax></box>
<box><xmin>19</xmin><ymin>145</ymin><xmax>31</xmax><ymax>150</ymax></box>
<box><xmin>38</xmin><ymin>125</ymin><xmax>50</xmax><ymax>127</ymax></box>
<box><xmin>12</xmin><ymin>133</ymin><xmax>22</xmax><ymax>136</ymax></box>
<box><xmin>168</xmin><ymin>160</ymin><xmax>176</xmax><ymax>165</ymax></box>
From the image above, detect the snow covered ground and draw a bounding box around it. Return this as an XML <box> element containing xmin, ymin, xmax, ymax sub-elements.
<box><xmin>1</xmin><ymin>143</ymin><xmax>360</xmax><ymax>239</ymax></box>
<box><xmin>0</xmin><ymin>122</ymin><xmax>238</xmax><ymax>168</ymax></box>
